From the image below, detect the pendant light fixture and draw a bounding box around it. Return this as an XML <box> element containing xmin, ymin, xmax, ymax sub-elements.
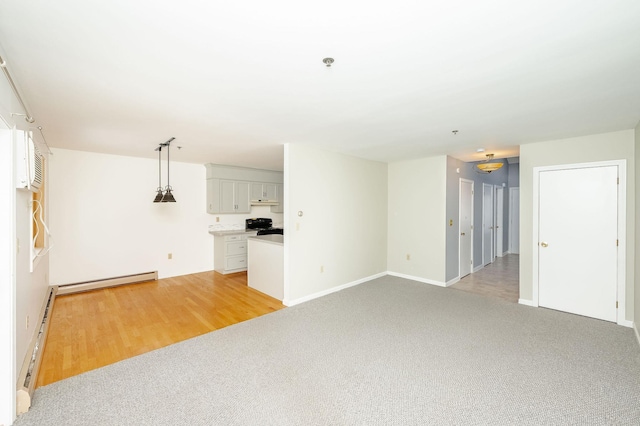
<box><xmin>476</xmin><ymin>154</ymin><xmax>504</xmax><ymax>173</ymax></box>
<box><xmin>161</xmin><ymin>137</ymin><xmax>176</xmax><ymax>202</ymax></box>
<box><xmin>153</xmin><ymin>137</ymin><xmax>177</xmax><ymax>203</ymax></box>
<box><xmin>153</xmin><ymin>145</ymin><xmax>164</xmax><ymax>202</ymax></box>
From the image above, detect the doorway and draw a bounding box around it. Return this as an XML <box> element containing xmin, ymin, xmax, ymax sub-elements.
<box><xmin>482</xmin><ymin>183</ymin><xmax>494</xmax><ymax>266</ymax></box>
<box><xmin>459</xmin><ymin>179</ymin><xmax>473</xmax><ymax>278</ymax></box>
<box><xmin>495</xmin><ymin>186</ymin><xmax>504</xmax><ymax>257</ymax></box>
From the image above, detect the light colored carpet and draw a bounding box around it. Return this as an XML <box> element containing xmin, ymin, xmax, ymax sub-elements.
<box><xmin>14</xmin><ymin>276</ymin><xmax>640</xmax><ymax>425</ymax></box>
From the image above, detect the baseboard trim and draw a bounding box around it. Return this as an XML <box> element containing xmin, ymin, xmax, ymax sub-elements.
<box><xmin>634</xmin><ymin>323</ymin><xmax>640</xmax><ymax>347</ymax></box>
<box><xmin>472</xmin><ymin>264</ymin><xmax>483</xmax><ymax>273</ymax></box>
<box><xmin>283</xmin><ymin>272</ymin><xmax>387</xmax><ymax>307</ymax></box>
<box><xmin>518</xmin><ymin>298</ymin><xmax>537</xmax><ymax>307</ymax></box>
<box><xmin>386</xmin><ymin>271</ymin><xmax>447</xmax><ymax>287</ymax></box>
<box><xmin>56</xmin><ymin>271</ymin><xmax>158</xmax><ymax>295</ymax></box>
<box><xmin>16</xmin><ymin>286</ymin><xmax>57</xmax><ymax>415</ymax></box>
<box><xmin>617</xmin><ymin>319</ymin><xmax>633</xmax><ymax>328</ymax></box>
<box><xmin>445</xmin><ymin>276</ymin><xmax>460</xmax><ymax>287</ymax></box>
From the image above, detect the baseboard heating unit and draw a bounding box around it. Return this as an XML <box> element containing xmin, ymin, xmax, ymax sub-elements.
<box><xmin>16</xmin><ymin>271</ymin><xmax>158</xmax><ymax>414</ymax></box>
<box><xmin>17</xmin><ymin>287</ymin><xmax>56</xmax><ymax>415</ymax></box>
<box><xmin>56</xmin><ymin>271</ymin><xmax>158</xmax><ymax>295</ymax></box>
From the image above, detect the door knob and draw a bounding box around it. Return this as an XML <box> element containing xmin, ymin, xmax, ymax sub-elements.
<box><xmin>540</xmin><ymin>242</ymin><xmax>549</xmax><ymax>247</ymax></box>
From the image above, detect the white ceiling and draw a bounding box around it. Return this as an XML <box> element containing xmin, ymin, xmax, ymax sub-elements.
<box><xmin>1</xmin><ymin>0</ymin><xmax>639</xmax><ymax>171</ymax></box>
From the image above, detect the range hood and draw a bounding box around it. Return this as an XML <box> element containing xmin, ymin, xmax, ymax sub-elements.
<box><xmin>250</xmin><ymin>199</ymin><xmax>279</xmax><ymax>206</ymax></box>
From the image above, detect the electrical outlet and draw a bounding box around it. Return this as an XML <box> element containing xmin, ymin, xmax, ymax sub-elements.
<box><xmin>216</xmin><ymin>216</ymin><xmax>220</xmax><ymax>222</ymax></box>
<box><xmin>168</xmin><ymin>253</ymin><xmax>172</xmax><ymax>259</ymax></box>
<box><xmin>296</xmin><ymin>223</ymin><xmax>300</xmax><ymax>231</ymax></box>
<box><xmin>406</xmin><ymin>254</ymin><xmax>411</xmax><ymax>261</ymax></box>
<box><xmin>320</xmin><ymin>265</ymin><xmax>324</xmax><ymax>273</ymax></box>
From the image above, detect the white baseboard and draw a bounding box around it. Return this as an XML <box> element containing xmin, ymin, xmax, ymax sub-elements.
<box><xmin>386</xmin><ymin>271</ymin><xmax>447</xmax><ymax>287</ymax></box>
<box><xmin>518</xmin><ymin>298</ymin><xmax>537</xmax><ymax>307</ymax></box>
<box><xmin>618</xmin><ymin>319</ymin><xmax>634</xmax><ymax>328</ymax></box>
<box><xmin>445</xmin><ymin>276</ymin><xmax>460</xmax><ymax>287</ymax></box>
<box><xmin>472</xmin><ymin>264</ymin><xmax>483</xmax><ymax>273</ymax></box>
<box><xmin>283</xmin><ymin>272</ymin><xmax>387</xmax><ymax>307</ymax></box>
<box><xmin>633</xmin><ymin>323</ymin><xmax>639</xmax><ymax>347</ymax></box>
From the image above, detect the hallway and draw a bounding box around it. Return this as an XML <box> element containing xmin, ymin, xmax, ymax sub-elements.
<box><xmin>450</xmin><ymin>254</ymin><xmax>519</xmax><ymax>303</ymax></box>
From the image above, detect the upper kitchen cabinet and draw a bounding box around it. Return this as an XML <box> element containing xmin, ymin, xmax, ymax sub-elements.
<box><xmin>251</xmin><ymin>182</ymin><xmax>278</xmax><ymax>202</ymax></box>
<box><xmin>270</xmin><ymin>184</ymin><xmax>284</xmax><ymax>213</ymax></box>
<box><xmin>205</xmin><ymin>164</ymin><xmax>283</xmax><ymax>214</ymax></box>
<box><xmin>207</xmin><ymin>179</ymin><xmax>251</xmax><ymax>213</ymax></box>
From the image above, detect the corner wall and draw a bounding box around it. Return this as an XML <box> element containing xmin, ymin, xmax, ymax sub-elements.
<box><xmin>519</xmin><ymin>130</ymin><xmax>635</xmax><ymax>323</ymax></box>
<box><xmin>285</xmin><ymin>144</ymin><xmax>388</xmax><ymax>303</ymax></box>
<box><xmin>387</xmin><ymin>156</ymin><xmax>447</xmax><ymax>284</ymax></box>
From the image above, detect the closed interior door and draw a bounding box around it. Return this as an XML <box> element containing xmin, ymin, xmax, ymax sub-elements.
<box><xmin>509</xmin><ymin>188</ymin><xmax>520</xmax><ymax>254</ymax></box>
<box><xmin>538</xmin><ymin>166</ymin><xmax>618</xmax><ymax>322</ymax></box>
<box><xmin>459</xmin><ymin>179</ymin><xmax>473</xmax><ymax>278</ymax></box>
<box><xmin>482</xmin><ymin>183</ymin><xmax>494</xmax><ymax>266</ymax></box>
<box><xmin>495</xmin><ymin>186</ymin><xmax>504</xmax><ymax>257</ymax></box>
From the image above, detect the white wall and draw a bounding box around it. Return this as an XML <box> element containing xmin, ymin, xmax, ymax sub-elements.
<box><xmin>0</xmin><ymin>125</ymin><xmax>16</xmax><ymax>426</ymax></box>
<box><xmin>49</xmin><ymin>149</ymin><xmax>205</xmax><ymax>283</ymax></box>
<box><xmin>635</xmin><ymin>121</ymin><xmax>640</xmax><ymax>336</ymax></box>
<box><xmin>285</xmin><ymin>144</ymin><xmax>387</xmax><ymax>303</ymax></box>
<box><xmin>387</xmin><ymin>156</ymin><xmax>447</xmax><ymax>284</ymax></box>
<box><xmin>0</xmin><ymin>64</ymin><xmax>50</xmax><ymax>425</ymax></box>
<box><xmin>519</xmin><ymin>130</ymin><xmax>635</xmax><ymax>322</ymax></box>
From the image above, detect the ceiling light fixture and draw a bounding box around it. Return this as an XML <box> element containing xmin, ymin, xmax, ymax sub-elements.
<box><xmin>476</xmin><ymin>154</ymin><xmax>503</xmax><ymax>173</ymax></box>
<box><xmin>153</xmin><ymin>137</ymin><xmax>177</xmax><ymax>203</ymax></box>
<box><xmin>323</xmin><ymin>57</ymin><xmax>334</xmax><ymax>67</ymax></box>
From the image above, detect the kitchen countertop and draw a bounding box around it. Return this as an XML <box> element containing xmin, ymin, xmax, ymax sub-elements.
<box><xmin>248</xmin><ymin>234</ymin><xmax>283</xmax><ymax>246</ymax></box>
<box><xmin>208</xmin><ymin>230</ymin><xmax>257</xmax><ymax>236</ymax></box>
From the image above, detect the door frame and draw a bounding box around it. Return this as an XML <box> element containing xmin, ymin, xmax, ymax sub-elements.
<box><xmin>458</xmin><ymin>178</ymin><xmax>474</xmax><ymax>278</ymax></box>
<box><xmin>532</xmin><ymin>160</ymin><xmax>627</xmax><ymax>325</ymax></box>
<box><xmin>495</xmin><ymin>185</ymin><xmax>504</xmax><ymax>257</ymax></box>
<box><xmin>482</xmin><ymin>183</ymin><xmax>494</xmax><ymax>266</ymax></box>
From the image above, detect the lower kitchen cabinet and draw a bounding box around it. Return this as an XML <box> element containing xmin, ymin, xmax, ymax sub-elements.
<box><xmin>213</xmin><ymin>233</ymin><xmax>255</xmax><ymax>274</ymax></box>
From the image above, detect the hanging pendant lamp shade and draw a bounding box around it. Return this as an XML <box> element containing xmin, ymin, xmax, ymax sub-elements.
<box><xmin>161</xmin><ymin>188</ymin><xmax>176</xmax><ymax>202</ymax></box>
<box><xmin>161</xmin><ymin>137</ymin><xmax>176</xmax><ymax>202</ymax></box>
<box><xmin>153</xmin><ymin>137</ymin><xmax>177</xmax><ymax>203</ymax></box>
<box><xmin>153</xmin><ymin>145</ymin><xmax>164</xmax><ymax>203</ymax></box>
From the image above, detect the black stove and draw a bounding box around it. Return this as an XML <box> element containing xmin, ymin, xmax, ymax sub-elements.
<box><xmin>245</xmin><ymin>218</ymin><xmax>284</xmax><ymax>235</ymax></box>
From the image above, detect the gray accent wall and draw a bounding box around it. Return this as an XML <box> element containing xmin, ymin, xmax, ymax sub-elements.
<box><xmin>445</xmin><ymin>156</ymin><xmax>512</xmax><ymax>282</ymax></box>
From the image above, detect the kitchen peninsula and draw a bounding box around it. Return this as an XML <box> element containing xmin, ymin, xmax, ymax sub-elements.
<box><xmin>247</xmin><ymin>234</ymin><xmax>283</xmax><ymax>301</ymax></box>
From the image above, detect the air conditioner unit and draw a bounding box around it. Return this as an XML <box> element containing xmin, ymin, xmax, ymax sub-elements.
<box><xmin>16</xmin><ymin>130</ymin><xmax>43</xmax><ymax>192</ymax></box>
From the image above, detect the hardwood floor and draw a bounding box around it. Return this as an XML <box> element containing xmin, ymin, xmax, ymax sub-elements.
<box><xmin>37</xmin><ymin>271</ymin><xmax>284</xmax><ymax>388</ymax></box>
<box><xmin>449</xmin><ymin>254</ymin><xmax>519</xmax><ymax>303</ymax></box>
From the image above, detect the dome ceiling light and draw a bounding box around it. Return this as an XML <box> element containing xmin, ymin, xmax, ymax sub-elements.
<box><xmin>476</xmin><ymin>153</ymin><xmax>503</xmax><ymax>173</ymax></box>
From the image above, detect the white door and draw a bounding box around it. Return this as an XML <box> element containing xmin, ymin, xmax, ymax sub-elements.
<box><xmin>495</xmin><ymin>186</ymin><xmax>504</xmax><ymax>257</ymax></box>
<box><xmin>482</xmin><ymin>183</ymin><xmax>494</xmax><ymax>266</ymax></box>
<box><xmin>538</xmin><ymin>166</ymin><xmax>618</xmax><ymax>322</ymax></box>
<box><xmin>509</xmin><ymin>187</ymin><xmax>520</xmax><ymax>254</ymax></box>
<box><xmin>459</xmin><ymin>179</ymin><xmax>473</xmax><ymax>278</ymax></box>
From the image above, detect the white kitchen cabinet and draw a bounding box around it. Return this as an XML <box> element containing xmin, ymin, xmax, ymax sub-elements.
<box><xmin>207</xmin><ymin>179</ymin><xmax>250</xmax><ymax>214</ymax></box>
<box><xmin>250</xmin><ymin>182</ymin><xmax>278</xmax><ymax>201</ymax></box>
<box><xmin>270</xmin><ymin>184</ymin><xmax>284</xmax><ymax>213</ymax></box>
<box><xmin>213</xmin><ymin>232</ymin><xmax>255</xmax><ymax>274</ymax></box>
